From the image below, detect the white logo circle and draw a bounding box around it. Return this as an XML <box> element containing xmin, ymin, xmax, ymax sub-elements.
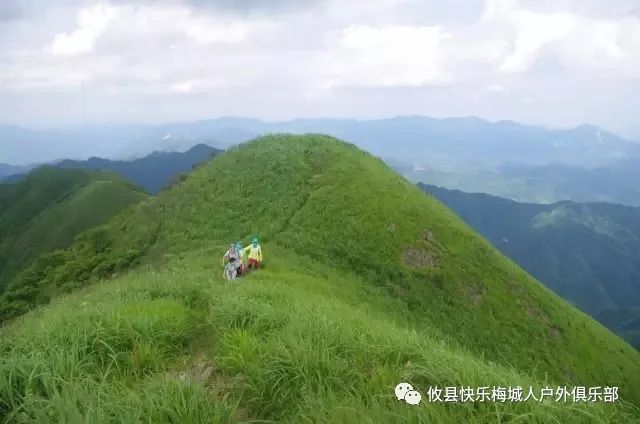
<box><xmin>404</xmin><ymin>390</ymin><xmax>422</xmax><ymax>405</ymax></box>
<box><xmin>394</xmin><ymin>382</ymin><xmax>414</xmax><ymax>400</ymax></box>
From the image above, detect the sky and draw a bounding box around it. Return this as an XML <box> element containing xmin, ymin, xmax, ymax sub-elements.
<box><xmin>1</xmin><ymin>0</ymin><xmax>639</xmax><ymax>138</ymax></box>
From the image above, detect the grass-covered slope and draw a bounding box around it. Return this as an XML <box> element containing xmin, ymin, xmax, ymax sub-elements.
<box><xmin>421</xmin><ymin>183</ymin><xmax>640</xmax><ymax>349</ymax></box>
<box><xmin>1</xmin><ymin>135</ymin><xmax>639</xmax><ymax>422</ymax></box>
<box><xmin>3</xmin><ymin>249</ymin><xmax>639</xmax><ymax>423</ymax></box>
<box><xmin>0</xmin><ymin>167</ymin><xmax>147</xmax><ymax>293</ymax></box>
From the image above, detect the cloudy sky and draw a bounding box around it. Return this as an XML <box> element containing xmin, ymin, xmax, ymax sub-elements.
<box><xmin>1</xmin><ymin>0</ymin><xmax>639</xmax><ymax>138</ymax></box>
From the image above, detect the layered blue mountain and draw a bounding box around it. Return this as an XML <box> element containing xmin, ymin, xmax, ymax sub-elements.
<box><xmin>56</xmin><ymin>144</ymin><xmax>222</xmax><ymax>194</ymax></box>
<box><xmin>421</xmin><ymin>183</ymin><xmax>640</xmax><ymax>348</ymax></box>
<box><xmin>3</xmin><ymin>117</ymin><xmax>639</xmax><ymax>167</ymax></box>
<box><xmin>5</xmin><ymin>117</ymin><xmax>638</xmax><ymax>204</ymax></box>
<box><xmin>2</xmin><ymin>144</ymin><xmax>222</xmax><ymax>194</ymax></box>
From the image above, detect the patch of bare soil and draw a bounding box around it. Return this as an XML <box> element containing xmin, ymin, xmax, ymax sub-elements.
<box><xmin>422</xmin><ymin>228</ymin><xmax>434</xmax><ymax>242</ymax></box>
<box><xmin>507</xmin><ymin>280</ymin><xmax>526</xmax><ymax>297</ymax></box>
<box><xmin>461</xmin><ymin>282</ymin><xmax>487</xmax><ymax>306</ymax></box>
<box><xmin>548</xmin><ymin>324</ymin><xmax>564</xmax><ymax>340</ymax></box>
<box><xmin>520</xmin><ymin>300</ymin><xmax>564</xmax><ymax>340</ymax></box>
<box><xmin>168</xmin><ymin>353</ymin><xmax>251</xmax><ymax>421</ymax></box>
<box><xmin>403</xmin><ymin>247</ymin><xmax>438</xmax><ymax>268</ymax></box>
<box><xmin>402</xmin><ymin>227</ymin><xmax>441</xmax><ymax>269</ymax></box>
<box><xmin>171</xmin><ymin>357</ymin><xmax>215</xmax><ymax>385</ymax></box>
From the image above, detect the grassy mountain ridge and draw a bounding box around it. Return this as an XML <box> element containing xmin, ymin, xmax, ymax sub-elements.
<box><xmin>1</xmin><ymin>135</ymin><xmax>639</xmax><ymax>422</ymax></box>
<box><xmin>420</xmin><ymin>183</ymin><xmax>640</xmax><ymax>349</ymax></box>
<box><xmin>0</xmin><ymin>167</ymin><xmax>147</xmax><ymax>294</ymax></box>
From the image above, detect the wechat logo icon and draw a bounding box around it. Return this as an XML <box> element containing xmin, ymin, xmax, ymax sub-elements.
<box><xmin>395</xmin><ymin>382</ymin><xmax>422</xmax><ymax>405</ymax></box>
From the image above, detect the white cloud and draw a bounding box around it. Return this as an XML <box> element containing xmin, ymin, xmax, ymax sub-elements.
<box><xmin>484</xmin><ymin>0</ymin><xmax>640</xmax><ymax>76</ymax></box>
<box><xmin>321</xmin><ymin>25</ymin><xmax>450</xmax><ymax>87</ymax></box>
<box><xmin>105</xmin><ymin>4</ymin><xmax>267</xmax><ymax>45</ymax></box>
<box><xmin>185</xmin><ymin>22</ymin><xmax>248</xmax><ymax>44</ymax></box>
<box><xmin>1</xmin><ymin>0</ymin><xmax>640</xmax><ymax>138</ymax></box>
<box><xmin>13</xmin><ymin>2</ymin><xmax>275</xmax><ymax>93</ymax></box>
<box><xmin>498</xmin><ymin>12</ymin><xmax>575</xmax><ymax>72</ymax></box>
<box><xmin>29</xmin><ymin>0</ymin><xmax>640</xmax><ymax>95</ymax></box>
<box><xmin>170</xmin><ymin>81</ymin><xmax>193</xmax><ymax>94</ymax></box>
<box><xmin>52</xmin><ymin>4</ymin><xmax>116</xmax><ymax>56</ymax></box>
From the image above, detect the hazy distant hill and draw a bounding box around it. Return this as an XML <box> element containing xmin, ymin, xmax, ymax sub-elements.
<box><xmin>421</xmin><ymin>184</ymin><xmax>640</xmax><ymax>348</ymax></box>
<box><xmin>5</xmin><ymin>117</ymin><xmax>639</xmax><ymax>205</ymax></box>
<box><xmin>55</xmin><ymin>144</ymin><xmax>222</xmax><ymax>194</ymax></box>
<box><xmin>0</xmin><ymin>163</ymin><xmax>33</xmax><ymax>179</ymax></box>
<box><xmin>158</xmin><ymin>117</ymin><xmax>640</xmax><ymax>168</ymax></box>
<box><xmin>399</xmin><ymin>158</ymin><xmax>640</xmax><ymax>206</ymax></box>
<box><xmin>3</xmin><ymin>117</ymin><xmax>639</xmax><ymax>167</ymax></box>
<box><xmin>498</xmin><ymin>160</ymin><xmax>640</xmax><ymax>205</ymax></box>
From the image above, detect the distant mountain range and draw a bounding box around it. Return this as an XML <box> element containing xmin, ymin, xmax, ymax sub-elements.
<box><xmin>397</xmin><ymin>158</ymin><xmax>640</xmax><ymax>206</ymax></box>
<box><xmin>0</xmin><ymin>163</ymin><xmax>33</xmax><ymax>179</ymax></box>
<box><xmin>421</xmin><ymin>184</ymin><xmax>640</xmax><ymax>349</ymax></box>
<box><xmin>2</xmin><ymin>144</ymin><xmax>222</xmax><ymax>194</ymax></box>
<box><xmin>56</xmin><ymin>144</ymin><xmax>222</xmax><ymax>194</ymax></box>
<box><xmin>3</xmin><ymin>116</ymin><xmax>639</xmax><ymax>167</ymax></box>
<box><xmin>4</xmin><ymin>116</ymin><xmax>639</xmax><ymax>205</ymax></box>
<box><xmin>0</xmin><ymin>123</ymin><xmax>224</xmax><ymax>165</ymax></box>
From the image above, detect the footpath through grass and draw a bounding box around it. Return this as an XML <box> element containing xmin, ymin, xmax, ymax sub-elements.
<box><xmin>1</xmin><ymin>246</ymin><xmax>638</xmax><ymax>423</ymax></box>
<box><xmin>2</xmin><ymin>134</ymin><xmax>640</xmax><ymax>422</ymax></box>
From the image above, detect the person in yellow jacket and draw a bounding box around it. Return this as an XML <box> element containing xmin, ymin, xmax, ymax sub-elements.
<box><xmin>243</xmin><ymin>237</ymin><xmax>263</xmax><ymax>269</ymax></box>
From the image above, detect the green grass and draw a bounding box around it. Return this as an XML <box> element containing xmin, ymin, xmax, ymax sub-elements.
<box><xmin>1</xmin><ymin>248</ymin><xmax>638</xmax><ymax>423</ymax></box>
<box><xmin>11</xmin><ymin>179</ymin><xmax>147</xmax><ymax>267</ymax></box>
<box><xmin>1</xmin><ymin>134</ymin><xmax>639</xmax><ymax>422</ymax></box>
<box><xmin>0</xmin><ymin>168</ymin><xmax>147</xmax><ymax>293</ymax></box>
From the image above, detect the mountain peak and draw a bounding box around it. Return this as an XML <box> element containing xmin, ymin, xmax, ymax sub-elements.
<box><xmin>21</xmin><ymin>134</ymin><xmax>640</xmax><ymax>396</ymax></box>
<box><xmin>2</xmin><ymin>134</ymin><xmax>640</xmax><ymax>421</ymax></box>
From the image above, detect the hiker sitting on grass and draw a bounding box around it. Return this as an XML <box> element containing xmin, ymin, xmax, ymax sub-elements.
<box><xmin>222</xmin><ymin>243</ymin><xmax>240</xmax><ymax>268</ymax></box>
<box><xmin>243</xmin><ymin>237</ymin><xmax>263</xmax><ymax>269</ymax></box>
<box><xmin>236</xmin><ymin>241</ymin><xmax>247</xmax><ymax>275</ymax></box>
<box><xmin>223</xmin><ymin>257</ymin><xmax>238</xmax><ymax>280</ymax></box>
